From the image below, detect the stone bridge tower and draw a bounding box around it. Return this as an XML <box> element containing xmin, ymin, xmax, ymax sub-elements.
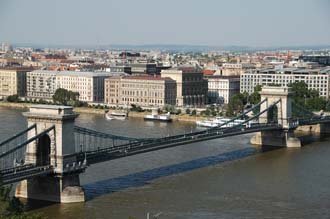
<box><xmin>15</xmin><ymin>105</ymin><xmax>85</xmax><ymax>203</ymax></box>
<box><xmin>251</xmin><ymin>86</ymin><xmax>301</xmax><ymax>147</ymax></box>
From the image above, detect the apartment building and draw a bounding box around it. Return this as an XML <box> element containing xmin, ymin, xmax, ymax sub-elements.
<box><xmin>0</xmin><ymin>67</ymin><xmax>33</xmax><ymax>98</ymax></box>
<box><xmin>207</xmin><ymin>76</ymin><xmax>240</xmax><ymax>104</ymax></box>
<box><xmin>240</xmin><ymin>67</ymin><xmax>330</xmax><ymax>98</ymax></box>
<box><xmin>104</xmin><ymin>75</ymin><xmax>176</xmax><ymax>107</ymax></box>
<box><xmin>160</xmin><ymin>67</ymin><xmax>208</xmax><ymax>107</ymax></box>
<box><xmin>27</xmin><ymin>70</ymin><xmax>57</xmax><ymax>99</ymax></box>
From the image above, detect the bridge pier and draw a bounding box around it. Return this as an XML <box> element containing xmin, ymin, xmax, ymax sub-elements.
<box><xmin>250</xmin><ymin>130</ymin><xmax>301</xmax><ymax>148</ymax></box>
<box><xmin>320</xmin><ymin>122</ymin><xmax>330</xmax><ymax>135</ymax></box>
<box><xmin>15</xmin><ymin>174</ymin><xmax>84</xmax><ymax>203</ymax></box>
<box><xmin>15</xmin><ymin>105</ymin><xmax>85</xmax><ymax>203</ymax></box>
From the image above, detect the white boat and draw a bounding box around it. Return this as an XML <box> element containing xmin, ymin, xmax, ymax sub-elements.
<box><xmin>105</xmin><ymin>111</ymin><xmax>128</xmax><ymax>120</ymax></box>
<box><xmin>196</xmin><ymin>120</ymin><xmax>218</xmax><ymax>128</ymax></box>
<box><xmin>144</xmin><ymin>110</ymin><xmax>172</xmax><ymax>122</ymax></box>
<box><xmin>196</xmin><ymin>117</ymin><xmax>249</xmax><ymax>128</ymax></box>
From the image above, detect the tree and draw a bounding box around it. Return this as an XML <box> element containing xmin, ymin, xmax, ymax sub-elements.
<box><xmin>289</xmin><ymin>81</ymin><xmax>327</xmax><ymax>111</ymax></box>
<box><xmin>185</xmin><ymin>108</ymin><xmax>191</xmax><ymax>115</ymax></box>
<box><xmin>0</xmin><ymin>177</ymin><xmax>44</xmax><ymax>219</ymax></box>
<box><xmin>53</xmin><ymin>88</ymin><xmax>80</xmax><ymax>106</ymax></box>
<box><xmin>6</xmin><ymin>95</ymin><xmax>20</xmax><ymax>103</ymax></box>
<box><xmin>226</xmin><ymin>94</ymin><xmax>245</xmax><ymax>116</ymax></box>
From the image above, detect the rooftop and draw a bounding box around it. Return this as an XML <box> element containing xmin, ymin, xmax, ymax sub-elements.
<box><xmin>254</xmin><ymin>67</ymin><xmax>330</xmax><ymax>75</ymax></box>
<box><xmin>0</xmin><ymin>67</ymin><xmax>36</xmax><ymax>71</ymax></box>
<box><xmin>30</xmin><ymin>70</ymin><xmax>128</xmax><ymax>77</ymax></box>
<box><xmin>122</xmin><ymin>75</ymin><xmax>174</xmax><ymax>81</ymax></box>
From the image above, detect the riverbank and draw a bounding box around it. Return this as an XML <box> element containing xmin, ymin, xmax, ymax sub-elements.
<box><xmin>0</xmin><ymin>102</ymin><xmax>199</xmax><ymax>123</ymax></box>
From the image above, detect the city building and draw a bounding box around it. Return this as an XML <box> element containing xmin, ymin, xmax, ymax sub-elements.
<box><xmin>104</xmin><ymin>75</ymin><xmax>177</xmax><ymax>107</ymax></box>
<box><xmin>0</xmin><ymin>67</ymin><xmax>33</xmax><ymax>98</ymax></box>
<box><xmin>207</xmin><ymin>76</ymin><xmax>240</xmax><ymax>104</ymax></box>
<box><xmin>240</xmin><ymin>67</ymin><xmax>330</xmax><ymax>98</ymax></box>
<box><xmin>1</xmin><ymin>42</ymin><xmax>13</xmax><ymax>53</ymax></box>
<box><xmin>299</xmin><ymin>55</ymin><xmax>330</xmax><ymax>66</ymax></box>
<box><xmin>26</xmin><ymin>70</ymin><xmax>58</xmax><ymax>99</ymax></box>
<box><xmin>221</xmin><ymin>63</ymin><xmax>255</xmax><ymax>76</ymax></box>
<box><xmin>55</xmin><ymin>71</ymin><xmax>122</xmax><ymax>103</ymax></box>
<box><xmin>26</xmin><ymin>70</ymin><xmax>125</xmax><ymax>102</ymax></box>
<box><xmin>105</xmin><ymin>66</ymin><xmax>132</xmax><ymax>74</ymax></box>
<box><xmin>129</xmin><ymin>63</ymin><xmax>157</xmax><ymax>75</ymax></box>
<box><xmin>160</xmin><ymin>67</ymin><xmax>208</xmax><ymax>107</ymax></box>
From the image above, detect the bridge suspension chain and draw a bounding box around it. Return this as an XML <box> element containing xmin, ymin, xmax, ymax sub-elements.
<box><xmin>0</xmin><ymin>125</ymin><xmax>55</xmax><ymax>172</ymax></box>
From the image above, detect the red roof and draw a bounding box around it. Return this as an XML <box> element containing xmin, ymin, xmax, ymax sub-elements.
<box><xmin>0</xmin><ymin>66</ymin><xmax>36</xmax><ymax>71</ymax></box>
<box><xmin>203</xmin><ymin>69</ymin><xmax>216</xmax><ymax>75</ymax></box>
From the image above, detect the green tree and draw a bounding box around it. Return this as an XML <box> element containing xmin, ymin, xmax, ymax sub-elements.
<box><xmin>185</xmin><ymin>108</ymin><xmax>191</xmax><ymax>115</ymax></box>
<box><xmin>289</xmin><ymin>81</ymin><xmax>327</xmax><ymax>111</ymax></box>
<box><xmin>6</xmin><ymin>95</ymin><xmax>20</xmax><ymax>103</ymax></box>
<box><xmin>53</xmin><ymin>88</ymin><xmax>80</xmax><ymax>106</ymax></box>
<box><xmin>226</xmin><ymin>94</ymin><xmax>245</xmax><ymax>116</ymax></box>
<box><xmin>0</xmin><ymin>177</ymin><xmax>44</xmax><ymax>219</ymax></box>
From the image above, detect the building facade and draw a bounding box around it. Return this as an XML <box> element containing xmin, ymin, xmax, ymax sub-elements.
<box><xmin>27</xmin><ymin>70</ymin><xmax>57</xmax><ymax>99</ymax></box>
<box><xmin>26</xmin><ymin>70</ymin><xmax>124</xmax><ymax>102</ymax></box>
<box><xmin>56</xmin><ymin>71</ymin><xmax>117</xmax><ymax>102</ymax></box>
<box><xmin>129</xmin><ymin>63</ymin><xmax>157</xmax><ymax>75</ymax></box>
<box><xmin>207</xmin><ymin>76</ymin><xmax>240</xmax><ymax>104</ymax></box>
<box><xmin>240</xmin><ymin>67</ymin><xmax>330</xmax><ymax>98</ymax></box>
<box><xmin>0</xmin><ymin>67</ymin><xmax>32</xmax><ymax>98</ymax></box>
<box><xmin>221</xmin><ymin>63</ymin><xmax>255</xmax><ymax>76</ymax></box>
<box><xmin>104</xmin><ymin>75</ymin><xmax>177</xmax><ymax>107</ymax></box>
<box><xmin>299</xmin><ymin>55</ymin><xmax>330</xmax><ymax>66</ymax></box>
<box><xmin>160</xmin><ymin>67</ymin><xmax>208</xmax><ymax>107</ymax></box>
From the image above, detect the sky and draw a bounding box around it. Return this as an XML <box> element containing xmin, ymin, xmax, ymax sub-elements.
<box><xmin>0</xmin><ymin>0</ymin><xmax>329</xmax><ymax>47</ymax></box>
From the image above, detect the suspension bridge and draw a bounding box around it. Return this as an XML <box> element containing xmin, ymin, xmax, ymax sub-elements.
<box><xmin>1</xmin><ymin>86</ymin><xmax>330</xmax><ymax>203</ymax></box>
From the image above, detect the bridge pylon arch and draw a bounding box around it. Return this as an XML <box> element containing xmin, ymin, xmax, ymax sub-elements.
<box><xmin>15</xmin><ymin>105</ymin><xmax>85</xmax><ymax>203</ymax></box>
<box><xmin>251</xmin><ymin>86</ymin><xmax>301</xmax><ymax>147</ymax></box>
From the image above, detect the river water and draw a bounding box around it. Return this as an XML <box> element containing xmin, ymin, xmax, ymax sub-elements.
<box><xmin>0</xmin><ymin>107</ymin><xmax>330</xmax><ymax>219</ymax></box>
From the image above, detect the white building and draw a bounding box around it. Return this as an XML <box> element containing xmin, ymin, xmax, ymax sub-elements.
<box><xmin>26</xmin><ymin>70</ymin><xmax>126</xmax><ymax>102</ymax></box>
<box><xmin>240</xmin><ymin>67</ymin><xmax>330</xmax><ymax>98</ymax></box>
<box><xmin>207</xmin><ymin>76</ymin><xmax>240</xmax><ymax>104</ymax></box>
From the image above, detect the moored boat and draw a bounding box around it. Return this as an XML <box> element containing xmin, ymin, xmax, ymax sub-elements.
<box><xmin>144</xmin><ymin>109</ymin><xmax>172</xmax><ymax>122</ymax></box>
<box><xmin>105</xmin><ymin>111</ymin><xmax>128</xmax><ymax>120</ymax></box>
<box><xmin>196</xmin><ymin>117</ymin><xmax>248</xmax><ymax>128</ymax></box>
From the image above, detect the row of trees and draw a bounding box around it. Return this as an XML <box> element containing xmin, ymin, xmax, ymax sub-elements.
<box><xmin>3</xmin><ymin>88</ymin><xmax>83</xmax><ymax>107</ymax></box>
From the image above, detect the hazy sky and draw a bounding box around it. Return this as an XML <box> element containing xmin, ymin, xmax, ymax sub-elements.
<box><xmin>0</xmin><ymin>0</ymin><xmax>329</xmax><ymax>47</ymax></box>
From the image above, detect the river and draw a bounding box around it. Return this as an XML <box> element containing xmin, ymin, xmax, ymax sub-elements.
<box><xmin>0</xmin><ymin>107</ymin><xmax>330</xmax><ymax>219</ymax></box>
